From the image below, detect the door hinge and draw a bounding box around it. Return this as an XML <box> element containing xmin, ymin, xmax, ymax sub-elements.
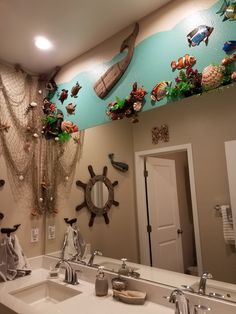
<box><xmin>144</xmin><ymin>169</ymin><xmax>148</xmax><ymax>177</ymax></box>
<box><xmin>147</xmin><ymin>225</ymin><xmax>152</xmax><ymax>233</ymax></box>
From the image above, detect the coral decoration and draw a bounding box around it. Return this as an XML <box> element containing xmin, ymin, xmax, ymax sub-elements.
<box><xmin>42</xmin><ymin>97</ymin><xmax>78</xmax><ymax>142</ymax></box>
<box><xmin>201</xmin><ymin>65</ymin><xmax>225</xmax><ymax>90</ymax></box>
<box><xmin>168</xmin><ymin>66</ymin><xmax>202</xmax><ymax>99</ymax></box>
<box><xmin>106</xmin><ymin>82</ymin><xmax>147</xmax><ymax>123</ymax></box>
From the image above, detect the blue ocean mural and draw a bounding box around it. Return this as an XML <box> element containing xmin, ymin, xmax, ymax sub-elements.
<box><xmin>51</xmin><ymin>0</ymin><xmax>236</xmax><ymax>130</ymax></box>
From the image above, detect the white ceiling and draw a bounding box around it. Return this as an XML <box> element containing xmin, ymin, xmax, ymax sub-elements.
<box><xmin>0</xmin><ymin>0</ymin><xmax>172</xmax><ymax>74</ymax></box>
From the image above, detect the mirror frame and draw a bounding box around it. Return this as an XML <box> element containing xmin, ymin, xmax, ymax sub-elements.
<box><xmin>76</xmin><ymin>165</ymin><xmax>119</xmax><ymax>226</ymax></box>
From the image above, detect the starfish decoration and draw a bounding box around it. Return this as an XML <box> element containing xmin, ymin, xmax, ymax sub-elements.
<box><xmin>75</xmin><ymin>165</ymin><xmax>119</xmax><ymax>227</ymax></box>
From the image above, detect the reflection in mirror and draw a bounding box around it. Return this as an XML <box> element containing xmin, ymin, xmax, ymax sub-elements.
<box><xmin>45</xmin><ymin>86</ymin><xmax>236</xmax><ymax>302</ymax></box>
<box><xmin>91</xmin><ymin>182</ymin><xmax>109</xmax><ymax>208</ymax></box>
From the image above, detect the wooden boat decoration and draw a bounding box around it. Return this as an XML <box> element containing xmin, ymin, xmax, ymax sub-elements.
<box><xmin>93</xmin><ymin>23</ymin><xmax>139</xmax><ymax>99</ymax></box>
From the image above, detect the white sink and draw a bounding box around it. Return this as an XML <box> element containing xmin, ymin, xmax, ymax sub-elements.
<box><xmin>10</xmin><ymin>280</ymin><xmax>81</xmax><ymax>310</ymax></box>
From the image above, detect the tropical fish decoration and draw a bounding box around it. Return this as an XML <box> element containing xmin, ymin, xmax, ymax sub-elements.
<box><xmin>223</xmin><ymin>40</ymin><xmax>236</xmax><ymax>52</ymax></box>
<box><xmin>221</xmin><ymin>53</ymin><xmax>236</xmax><ymax>65</ymax></box>
<box><xmin>58</xmin><ymin>89</ymin><xmax>68</xmax><ymax>104</ymax></box>
<box><xmin>216</xmin><ymin>0</ymin><xmax>236</xmax><ymax>21</ymax></box>
<box><xmin>66</xmin><ymin>103</ymin><xmax>76</xmax><ymax>115</ymax></box>
<box><xmin>71</xmin><ymin>82</ymin><xmax>82</xmax><ymax>98</ymax></box>
<box><xmin>171</xmin><ymin>54</ymin><xmax>196</xmax><ymax>71</ymax></box>
<box><xmin>187</xmin><ymin>25</ymin><xmax>214</xmax><ymax>47</ymax></box>
<box><xmin>151</xmin><ymin>81</ymin><xmax>171</xmax><ymax>101</ymax></box>
<box><xmin>108</xmin><ymin>154</ymin><xmax>129</xmax><ymax>172</ymax></box>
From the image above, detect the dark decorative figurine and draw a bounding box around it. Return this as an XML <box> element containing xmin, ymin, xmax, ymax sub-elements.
<box><xmin>71</xmin><ymin>82</ymin><xmax>82</xmax><ymax>98</ymax></box>
<box><xmin>108</xmin><ymin>154</ymin><xmax>129</xmax><ymax>172</ymax></box>
<box><xmin>66</xmin><ymin>103</ymin><xmax>76</xmax><ymax>115</ymax></box>
<box><xmin>59</xmin><ymin>89</ymin><xmax>68</xmax><ymax>104</ymax></box>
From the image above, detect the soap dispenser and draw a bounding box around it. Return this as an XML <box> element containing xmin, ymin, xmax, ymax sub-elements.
<box><xmin>118</xmin><ymin>258</ymin><xmax>129</xmax><ymax>276</ymax></box>
<box><xmin>95</xmin><ymin>266</ymin><xmax>108</xmax><ymax>296</ymax></box>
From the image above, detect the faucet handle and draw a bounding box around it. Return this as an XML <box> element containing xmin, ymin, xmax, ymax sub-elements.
<box><xmin>181</xmin><ymin>285</ymin><xmax>195</xmax><ymax>293</ymax></box>
<box><xmin>202</xmin><ymin>272</ymin><xmax>213</xmax><ymax>279</ymax></box>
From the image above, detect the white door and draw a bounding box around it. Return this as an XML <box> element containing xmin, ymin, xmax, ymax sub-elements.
<box><xmin>146</xmin><ymin>157</ymin><xmax>184</xmax><ymax>272</ymax></box>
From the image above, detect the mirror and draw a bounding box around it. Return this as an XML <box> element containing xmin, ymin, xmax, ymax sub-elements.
<box><xmin>91</xmin><ymin>182</ymin><xmax>109</xmax><ymax>208</ymax></box>
<box><xmin>45</xmin><ymin>85</ymin><xmax>236</xmax><ymax>300</ymax></box>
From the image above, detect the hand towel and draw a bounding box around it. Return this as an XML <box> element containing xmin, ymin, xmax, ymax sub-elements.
<box><xmin>221</xmin><ymin>205</ymin><xmax>235</xmax><ymax>245</ymax></box>
<box><xmin>62</xmin><ymin>225</ymin><xmax>86</xmax><ymax>260</ymax></box>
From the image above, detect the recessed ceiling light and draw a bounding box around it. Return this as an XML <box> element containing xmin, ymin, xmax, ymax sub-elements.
<box><xmin>34</xmin><ymin>36</ymin><xmax>53</xmax><ymax>50</ymax></box>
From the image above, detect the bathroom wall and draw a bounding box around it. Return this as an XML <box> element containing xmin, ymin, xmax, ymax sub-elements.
<box><xmin>132</xmin><ymin>85</ymin><xmax>236</xmax><ymax>283</ymax></box>
<box><xmin>0</xmin><ymin>156</ymin><xmax>44</xmax><ymax>258</ymax></box>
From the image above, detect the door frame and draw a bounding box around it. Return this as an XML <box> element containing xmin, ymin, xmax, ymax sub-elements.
<box><xmin>135</xmin><ymin>143</ymin><xmax>203</xmax><ymax>275</ymax></box>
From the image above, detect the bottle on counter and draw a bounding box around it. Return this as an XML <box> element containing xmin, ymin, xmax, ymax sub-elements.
<box><xmin>118</xmin><ymin>258</ymin><xmax>129</xmax><ymax>276</ymax></box>
<box><xmin>95</xmin><ymin>266</ymin><xmax>108</xmax><ymax>296</ymax></box>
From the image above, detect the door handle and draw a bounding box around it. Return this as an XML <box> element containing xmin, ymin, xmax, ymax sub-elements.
<box><xmin>177</xmin><ymin>228</ymin><xmax>183</xmax><ymax>235</ymax></box>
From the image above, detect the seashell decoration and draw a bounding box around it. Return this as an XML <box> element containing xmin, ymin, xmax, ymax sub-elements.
<box><xmin>201</xmin><ymin>65</ymin><xmax>225</xmax><ymax>91</ymax></box>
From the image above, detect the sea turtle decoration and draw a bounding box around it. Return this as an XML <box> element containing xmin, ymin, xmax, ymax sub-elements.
<box><xmin>75</xmin><ymin>165</ymin><xmax>119</xmax><ymax>227</ymax></box>
<box><xmin>71</xmin><ymin>82</ymin><xmax>82</xmax><ymax>98</ymax></box>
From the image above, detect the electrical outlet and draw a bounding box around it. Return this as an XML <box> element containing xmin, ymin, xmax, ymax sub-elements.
<box><xmin>31</xmin><ymin>228</ymin><xmax>39</xmax><ymax>243</ymax></box>
<box><xmin>48</xmin><ymin>225</ymin><xmax>56</xmax><ymax>240</ymax></box>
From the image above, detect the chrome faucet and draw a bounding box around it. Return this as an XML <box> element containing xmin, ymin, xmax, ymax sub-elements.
<box><xmin>55</xmin><ymin>259</ymin><xmax>79</xmax><ymax>285</ymax></box>
<box><xmin>198</xmin><ymin>272</ymin><xmax>213</xmax><ymax>295</ymax></box>
<box><xmin>168</xmin><ymin>289</ymin><xmax>190</xmax><ymax>314</ymax></box>
<box><xmin>87</xmin><ymin>250</ymin><xmax>102</xmax><ymax>266</ymax></box>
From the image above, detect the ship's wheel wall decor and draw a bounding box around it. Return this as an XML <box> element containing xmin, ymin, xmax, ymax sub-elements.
<box><xmin>76</xmin><ymin>165</ymin><xmax>119</xmax><ymax>227</ymax></box>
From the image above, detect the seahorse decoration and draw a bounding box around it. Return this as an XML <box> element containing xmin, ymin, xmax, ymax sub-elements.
<box><xmin>94</xmin><ymin>23</ymin><xmax>139</xmax><ymax>99</ymax></box>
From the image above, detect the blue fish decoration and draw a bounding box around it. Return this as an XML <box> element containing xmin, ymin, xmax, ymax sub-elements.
<box><xmin>108</xmin><ymin>154</ymin><xmax>129</xmax><ymax>172</ymax></box>
<box><xmin>187</xmin><ymin>25</ymin><xmax>214</xmax><ymax>47</ymax></box>
<box><xmin>223</xmin><ymin>40</ymin><xmax>236</xmax><ymax>52</ymax></box>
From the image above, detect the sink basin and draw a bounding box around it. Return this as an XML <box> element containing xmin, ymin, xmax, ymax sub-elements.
<box><xmin>98</xmin><ymin>261</ymin><xmax>139</xmax><ymax>272</ymax></box>
<box><xmin>10</xmin><ymin>280</ymin><xmax>81</xmax><ymax>310</ymax></box>
<box><xmin>191</xmin><ymin>282</ymin><xmax>236</xmax><ymax>302</ymax></box>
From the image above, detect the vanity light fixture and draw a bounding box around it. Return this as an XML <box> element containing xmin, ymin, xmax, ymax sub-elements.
<box><xmin>34</xmin><ymin>36</ymin><xmax>53</xmax><ymax>50</ymax></box>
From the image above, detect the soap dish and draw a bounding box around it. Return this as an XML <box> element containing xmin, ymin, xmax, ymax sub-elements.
<box><xmin>113</xmin><ymin>289</ymin><xmax>147</xmax><ymax>305</ymax></box>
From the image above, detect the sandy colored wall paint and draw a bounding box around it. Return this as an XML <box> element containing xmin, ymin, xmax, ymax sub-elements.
<box><xmin>133</xmin><ymin>85</ymin><xmax>236</xmax><ymax>283</ymax></box>
<box><xmin>159</xmin><ymin>151</ymin><xmax>195</xmax><ymax>273</ymax></box>
<box><xmin>46</xmin><ymin>119</ymin><xmax>139</xmax><ymax>263</ymax></box>
<box><xmin>0</xmin><ymin>156</ymin><xmax>44</xmax><ymax>258</ymax></box>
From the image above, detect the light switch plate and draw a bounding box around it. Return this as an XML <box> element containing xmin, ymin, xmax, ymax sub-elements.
<box><xmin>31</xmin><ymin>227</ymin><xmax>39</xmax><ymax>243</ymax></box>
<box><xmin>48</xmin><ymin>225</ymin><xmax>56</xmax><ymax>240</ymax></box>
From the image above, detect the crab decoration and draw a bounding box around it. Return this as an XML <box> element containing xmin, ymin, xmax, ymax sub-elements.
<box><xmin>75</xmin><ymin>165</ymin><xmax>119</xmax><ymax>227</ymax></box>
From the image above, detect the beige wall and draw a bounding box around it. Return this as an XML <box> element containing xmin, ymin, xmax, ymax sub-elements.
<box><xmin>0</xmin><ymin>156</ymin><xmax>44</xmax><ymax>258</ymax></box>
<box><xmin>158</xmin><ymin>151</ymin><xmax>196</xmax><ymax>273</ymax></box>
<box><xmin>132</xmin><ymin>86</ymin><xmax>236</xmax><ymax>283</ymax></box>
<box><xmin>46</xmin><ymin>119</ymin><xmax>139</xmax><ymax>263</ymax></box>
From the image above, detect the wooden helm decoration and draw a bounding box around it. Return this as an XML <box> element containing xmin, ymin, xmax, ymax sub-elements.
<box><xmin>75</xmin><ymin>165</ymin><xmax>119</xmax><ymax>227</ymax></box>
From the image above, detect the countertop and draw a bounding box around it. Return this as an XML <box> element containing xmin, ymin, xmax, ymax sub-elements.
<box><xmin>0</xmin><ymin>268</ymin><xmax>174</xmax><ymax>314</ymax></box>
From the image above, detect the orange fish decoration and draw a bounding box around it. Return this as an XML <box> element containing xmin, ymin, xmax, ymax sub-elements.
<box><xmin>221</xmin><ymin>53</ymin><xmax>236</xmax><ymax>66</ymax></box>
<box><xmin>171</xmin><ymin>54</ymin><xmax>196</xmax><ymax>71</ymax></box>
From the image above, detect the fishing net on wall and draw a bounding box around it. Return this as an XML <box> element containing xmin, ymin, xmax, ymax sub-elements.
<box><xmin>0</xmin><ymin>63</ymin><xmax>84</xmax><ymax>216</ymax></box>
